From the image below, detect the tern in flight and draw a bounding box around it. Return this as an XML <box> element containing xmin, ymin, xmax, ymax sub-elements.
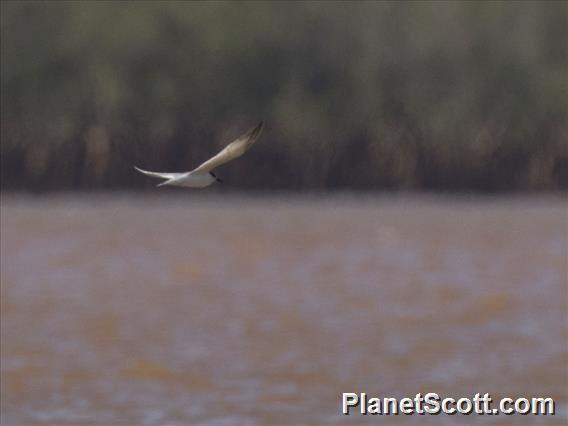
<box><xmin>135</xmin><ymin>121</ymin><xmax>263</xmax><ymax>188</ymax></box>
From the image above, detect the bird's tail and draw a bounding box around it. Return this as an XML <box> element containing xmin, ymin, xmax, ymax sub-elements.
<box><xmin>134</xmin><ymin>166</ymin><xmax>180</xmax><ymax>180</ymax></box>
<box><xmin>156</xmin><ymin>179</ymin><xmax>175</xmax><ymax>187</ymax></box>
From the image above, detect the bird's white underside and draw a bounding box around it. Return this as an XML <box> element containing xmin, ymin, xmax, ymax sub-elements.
<box><xmin>134</xmin><ymin>122</ymin><xmax>263</xmax><ymax>188</ymax></box>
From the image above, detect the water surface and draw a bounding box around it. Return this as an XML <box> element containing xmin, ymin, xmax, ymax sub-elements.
<box><xmin>1</xmin><ymin>194</ymin><xmax>566</xmax><ymax>424</ymax></box>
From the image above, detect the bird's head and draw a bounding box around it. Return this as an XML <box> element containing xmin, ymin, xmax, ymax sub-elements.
<box><xmin>210</xmin><ymin>172</ymin><xmax>223</xmax><ymax>183</ymax></box>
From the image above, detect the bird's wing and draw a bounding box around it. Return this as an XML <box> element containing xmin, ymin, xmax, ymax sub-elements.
<box><xmin>134</xmin><ymin>166</ymin><xmax>185</xmax><ymax>180</ymax></box>
<box><xmin>192</xmin><ymin>122</ymin><xmax>264</xmax><ymax>173</ymax></box>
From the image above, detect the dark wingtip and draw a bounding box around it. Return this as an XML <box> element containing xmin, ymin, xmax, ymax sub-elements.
<box><xmin>252</xmin><ymin>121</ymin><xmax>264</xmax><ymax>137</ymax></box>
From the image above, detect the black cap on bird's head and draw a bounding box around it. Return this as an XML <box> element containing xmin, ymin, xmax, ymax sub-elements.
<box><xmin>210</xmin><ymin>172</ymin><xmax>223</xmax><ymax>183</ymax></box>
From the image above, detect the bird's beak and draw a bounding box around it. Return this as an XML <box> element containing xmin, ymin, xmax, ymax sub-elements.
<box><xmin>216</xmin><ymin>177</ymin><xmax>224</xmax><ymax>183</ymax></box>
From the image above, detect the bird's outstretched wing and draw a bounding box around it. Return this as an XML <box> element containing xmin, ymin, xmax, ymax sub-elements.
<box><xmin>133</xmin><ymin>166</ymin><xmax>185</xmax><ymax>180</ymax></box>
<box><xmin>192</xmin><ymin>122</ymin><xmax>263</xmax><ymax>173</ymax></box>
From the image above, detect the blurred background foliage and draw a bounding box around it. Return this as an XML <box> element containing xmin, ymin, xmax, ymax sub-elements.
<box><xmin>1</xmin><ymin>1</ymin><xmax>567</xmax><ymax>191</ymax></box>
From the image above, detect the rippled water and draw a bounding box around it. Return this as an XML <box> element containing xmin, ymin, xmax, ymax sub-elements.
<box><xmin>1</xmin><ymin>194</ymin><xmax>566</xmax><ymax>425</ymax></box>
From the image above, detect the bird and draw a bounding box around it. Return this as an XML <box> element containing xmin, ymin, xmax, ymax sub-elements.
<box><xmin>134</xmin><ymin>121</ymin><xmax>263</xmax><ymax>188</ymax></box>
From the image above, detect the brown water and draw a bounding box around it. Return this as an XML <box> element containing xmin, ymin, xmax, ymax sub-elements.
<box><xmin>1</xmin><ymin>194</ymin><xmax>566</xmax><ymax>425</ymax></box>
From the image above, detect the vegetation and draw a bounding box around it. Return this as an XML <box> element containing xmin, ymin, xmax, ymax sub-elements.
<box><xmin>2</xmin><ymin>1</ymin><xmax>567</xmax><ymax>191</ymax></box>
